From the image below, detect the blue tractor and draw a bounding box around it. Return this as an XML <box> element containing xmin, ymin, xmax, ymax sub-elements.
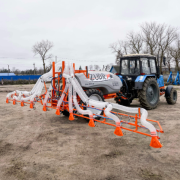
<box><xmin>115</xmin><ymin>54</ymin><xmax>177</xmax><ymax>109</ymax></box>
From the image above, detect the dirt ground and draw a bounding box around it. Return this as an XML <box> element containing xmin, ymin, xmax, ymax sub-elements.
<box><xmin>0</xmin><ymin>84</ymin><xmax>180</xmax><ymax>180</ymax></box>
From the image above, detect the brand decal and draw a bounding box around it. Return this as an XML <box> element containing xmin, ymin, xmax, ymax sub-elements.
<box><xmin>90</xmin><ymin>73</ymin><xmax>113</xmax><ymax>81</ymax></box>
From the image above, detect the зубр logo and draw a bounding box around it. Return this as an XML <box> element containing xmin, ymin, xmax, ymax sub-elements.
<box><xmin>90</xmin><ymin>73</ymin><xmax>113</xmax><ymax>81</ymax></box>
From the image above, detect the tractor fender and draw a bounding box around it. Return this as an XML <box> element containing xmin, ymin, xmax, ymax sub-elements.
<box><xmin>134</xmin><ymin>75</ymin><xmax>155</xmax><ymax>90</ymax></box>
<box><xmin>165</xmin><ymin>85</ymin><xmax>173</xmax><ymax>98</ymax></box>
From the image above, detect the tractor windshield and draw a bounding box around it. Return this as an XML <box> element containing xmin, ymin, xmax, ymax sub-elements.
<box><xmin>121</xmin><ymin>59</ymin><xmax>140</xmax><ymax>75</ymax></box>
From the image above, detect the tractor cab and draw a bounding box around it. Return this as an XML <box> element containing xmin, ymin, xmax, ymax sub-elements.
<box><xmin>118</xmin><ymin>54</ymin><xmax>159</xmax><ymax>98</ymax></box>
<box><xmin>120</xmin><ymin>54</ymin><xmax>158</xmax><ymax>78</ymax></box>
<box><xmin>115</xmin><ymin>54</ymin><xmax>177</xmax><ymax>110</ymax></box>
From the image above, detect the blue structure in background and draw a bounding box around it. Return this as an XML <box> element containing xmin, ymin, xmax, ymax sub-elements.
<box><xmin>109</xmin><ymin>65</ymin><xmax>120</xmax><ymax>74</ymax></box>
<box><xmin>0</xmin><ymin>73</ymin><xmax>15</xmax><ymax>76</ymax></box>
<box><xmin>167</xmin><ymin>71</ymin><xmax>180</xmax><ymax>85</ymax></box>
<box><xmin>0</xmin><ymin>75</ymin><xmax>41</xmax><ymax>81</ymax></box>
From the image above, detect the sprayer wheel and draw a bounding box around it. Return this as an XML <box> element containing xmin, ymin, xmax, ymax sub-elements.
<box><xmin>139</xmin><ymin>77</ymin><xmax>160</xmax><ymax>110</ymax></box>
<box><xmin>80</xmin><ymin>89</ymin><xmax>104</xmax><ymax>120</ymax></box>
<box><xmin>166</xmin><ymin>88</ymin><xmax>177</xmax><ymax>104</ymax></box>
<box><xmin>62</xmin><ymin>110</ymin><xmax>70</xmax><ymax>116</ymax></box>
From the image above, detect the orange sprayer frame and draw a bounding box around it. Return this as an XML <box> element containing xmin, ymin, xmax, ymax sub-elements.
<box><xmin>6</xmin><ymin>61</ymin><xmax>164</xmax><ymax>148</ymax></box>
<box><xmin>50</xmin><ymin>61</ymin><xmax>164</xmax><ymax>137</ymax></box>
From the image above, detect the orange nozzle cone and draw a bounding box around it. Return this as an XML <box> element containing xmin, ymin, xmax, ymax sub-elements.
<box><xmin>88</xmin><ymin>119</ymin><xmax>95</xmax><ymax>127</ymax></box>
<box><xmin>6</xmin><ymin>98</ymin><xmax>9</xmax><ymax>103</ymax></box>
<box><xmin>69</xmin><ymin>113</ymin><xmax>74</xmax><ymax>121</ymax></box>
<box><xmin>150</xmin><ymin>136</ymin><xmax>162</xmax><ymax>148</ymax></box>
<box><xmin>13</xmin><ymin>99</ymin><xmax>16</xmax><ymax>105</ymax></box>
<box><xmin>114</xmin><ymin>127</ymin><xmax>123</xmax><ymax>136</ymax></box>
<box><xmin>30</xmin><ymin>102</ymin><xmax>33</xmax><ymax>109</ymax></box>
<box><xmin>21</xmin><ymin>101</ymin><xmax>24</xmax><ymax>107</ymax></box>
<box><xmin>55</xmin><ymin>109</ymin><xmax>60</xmax><ymax>115</ymax></box>
<box><xmin>43</xmin><ymin>105</ymin><xmax>46</xmax><ymax>111</ymax></box>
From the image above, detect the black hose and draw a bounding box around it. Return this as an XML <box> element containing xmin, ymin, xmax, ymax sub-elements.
<box><xmin>121</xmin><ymin>78</ymin><xmax>129</xmax><ymax>94</ymax></box>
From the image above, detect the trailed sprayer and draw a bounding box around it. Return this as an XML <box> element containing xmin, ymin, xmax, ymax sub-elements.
<box><xmin>6</xmin><ymin>61</ymin><xmax>164</xmax><ymax>148</ymax></box>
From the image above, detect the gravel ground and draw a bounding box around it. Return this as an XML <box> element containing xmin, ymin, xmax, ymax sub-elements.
<box><xmin>0</xmin><ymin>84</ymin><xmax>180</xmax><ymax>180</ymax></box>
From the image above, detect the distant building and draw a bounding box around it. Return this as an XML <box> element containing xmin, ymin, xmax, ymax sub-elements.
<box><xmin>0</xmin><ymin>73</ymin><xmax>15</xmax><ymax>76</ymax></box>
<box><xmin>109</xmin><ymin>65</ymin><xmax>120</xmax><ymax>74</ymax></box>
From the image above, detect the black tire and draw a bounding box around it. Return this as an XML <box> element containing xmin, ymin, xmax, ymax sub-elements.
<box><xmin>166</xmin><ymin>88</ymin><xmax>177</xmax><ymax>104</ymax></box>
<box><xmin>139</xmin><ymin>78</ymin><xmax>160</xmax><ymax>110</ymax></box>
<box><xmin>80</xmin><ymin>89</ymin><xmax>104</xmax><ymax>120</ymax></box>
<box><xmin>62</xmin><ymin>110</ymin><xmax>70</xmax><ymax>116</ymax></box>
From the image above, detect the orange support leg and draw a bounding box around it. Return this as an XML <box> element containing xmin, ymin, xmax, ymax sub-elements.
<box><xmin>114</xmin><ymin>122</ymin><xmax>123</xmax><ymax>136</ymax></box>
<box><xmin>55</xmin><ymin>108</ymin><xmax>60</xmax><ymax>115</ymax></box>
<box><xmin>21</xmin><ymin>101</ymin><xmax>24</xmax><ymax>107</ymax></box>
<box><xmin>13</xmin><ymin>99</ymin><xmax>16</xmax><ymax>105</ymax></box>
<box><xmin>88</xmin><ymin>115</ymin><xmax>95</xmax><ymax>127</ymax></box>
<box><xmin>43</xmin><ymin>104</ymin><xmax>47</xmax><ymax>111</ymax></box>
<box><xmin>30</xmin><ymin>101</ymin><xmax>34</xmax><ymax>109</ymax></box>
<box><xmin>69</xmin><ymin>112</ymin><xmax>74</xmax><ymax>121</ymax></box>
<box><xmin>6</xmin><ymin>98</ymin><xmax>9</xmax><ymax>103</ymax></box>
<box><xmin>150</xmin><ymin>136</ymin><xmax>162</xmax><ymax>148</ymax></box>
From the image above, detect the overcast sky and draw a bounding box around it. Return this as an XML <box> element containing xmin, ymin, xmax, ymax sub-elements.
<box><xmin>0</xmin><ymin>0</ymin><xmax>179</xmax><ymax>71</ymax></box>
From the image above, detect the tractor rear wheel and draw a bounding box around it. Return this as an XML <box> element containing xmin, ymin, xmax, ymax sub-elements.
<box><xmin>139</xmin><ymin>78</ymin><xmax>159</xmax><ymax>110</ymax></box>
<box><xmin>80</xmin><ymin>89</ymin><xmax>104</xmax><ymax>120</ymax></box>
<box><xmin>166</xmin><ymin>88</ymin><xmax>177</xmax><ymax>104</ymax></box>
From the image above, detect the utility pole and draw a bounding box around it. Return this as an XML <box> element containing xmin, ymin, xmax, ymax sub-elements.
<box><xmin>33</xmin><ymin>63</ymin><xmax>35</xmax><ymax>75</ymax></box>
<box><xmin>7</xmin><ymin>64</ymin><xmax>9</xmax><ymax>76</ymax></box>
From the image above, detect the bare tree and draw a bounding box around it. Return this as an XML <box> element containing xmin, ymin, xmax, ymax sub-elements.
<box><xmin>104</xmin><ymin>64</ymin><xmax>113</xmax><ymax>71</ymax></box>
<box><xmin>46</xmin><ymin>61</ymin><xmax>53</xmax><ymax>72</ymax></box>
<box><xmin>140</xmin><ymin>22</ymin><xmax>177</xmax><ymax>72</ymax></box>
<box><xmin>102</xmin><ymin>65</ymin><xmax>106</xmax><ymax>71</ymax></box>
<box><xmin>158</xmin><ymin>25</ymin><xmax>178</xmax><ymax>72</ymax></box>
<box><xmin>109</xmin><ymin>41</ymin><xmax>129</xmax><ymax>65</ymax></box>
<box><xmin>89</xmin><ymin>65</ymin><xmax>93</xmax><ymax>70</ymax></box>
<box><xmin>110</xmin><ymin>22</ymin><xmax>178</xmax><ymax>72</ymax></box>
<box><xmin>169</xmin><ymin>37</ymin><xmax>180</xmax><ymax>71</ymax></box>
<box><xmin>14</xmin><ymin>69</ymin><xmax>20</xmax><ymax>75</ymax></box>
<box><xmin>127</xmin><ymin>32</ymin><xmax>143</xmax><ymax>54</ymax></box>
<box><xmin>94</xmin><ymin>65</ymin><xmax>100</xmax><ymax>71</ymax></box>
<box><xmin>32</xmin><ymin>40</ymin><xmax>53</xmax><ymax>73</ymax></box>
<box><xmin>165</xmin><ymin>48</ymin><xmax>174</xmax><ymax>73</ymax></box>
<box><xmin>140</xmin><ymin>22</ymin><xmax>161</xmax><ymax>55</ymax></box>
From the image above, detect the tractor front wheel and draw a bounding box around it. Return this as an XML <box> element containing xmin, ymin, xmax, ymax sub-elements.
<box><xmin>139</xmin><ymin>78</ymin><xmax>160</xmax><ymax>110</ymax></box>
<box><xmin>166</xmin><ymin>88</ymin><xmax>177</xmax><ymax>104</ymax></box>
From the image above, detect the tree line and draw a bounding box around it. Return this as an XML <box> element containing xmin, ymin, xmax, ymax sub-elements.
<box><xmin>110</xmin><ymin>22</ymin><xmax>180</xmax><ymax>72</ymax></box>
<box><xmin>0</xmin><ymin>67</ymin><xmax>48</xmax><ymax>75</ymax></box>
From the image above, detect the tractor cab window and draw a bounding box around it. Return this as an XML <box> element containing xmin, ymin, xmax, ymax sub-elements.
<box><xmin>130</xmin><ymin>59</ymin><xmax>140</xmax><ymax>75</ymax></box>
<box><xmin>149</xmin><ymin>59</ymin><xmax>156</xmax><ymax>73</ymax></box>
<box><xmin>121</xmin><ymin>59</ymin><xmax>140</xmax><ymax>75</ymax></box>
<box><xmin>141</xmin><ymin>58</ymin><xmax>150</xmax><ymax>74</ymax></box>
<box><xmin>121</xmin><ymin>60</ymin><xmax>128</xmax><ymax>74</ymax></box>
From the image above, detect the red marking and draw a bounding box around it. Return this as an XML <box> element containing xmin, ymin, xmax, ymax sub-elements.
<box><xmin>106</xmin><ymin>74</ymin><xmax>110</xmax><ymax>79</ymax></box>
